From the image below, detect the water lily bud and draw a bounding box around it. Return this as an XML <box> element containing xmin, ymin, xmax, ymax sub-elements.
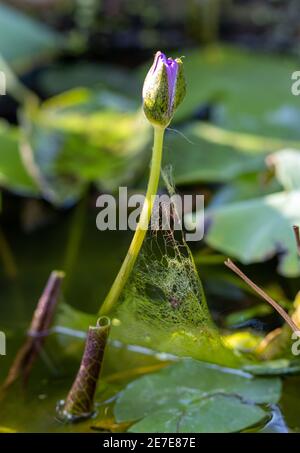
<box><xmin>143</xmin><ymin>51</ymin><xmax>186</xmax><ymax>128</ymax></box>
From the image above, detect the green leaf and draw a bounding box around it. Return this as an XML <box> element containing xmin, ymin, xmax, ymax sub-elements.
<box><xmin>164</xmin><ymin>122</ymin><xmax>267</xmax><ymax>185</ymax></box>
<box><xmin>50</xmin><ymin>303</ymin><xmax>95</xmax><ymax>358</ymax></box>
<box><xmin>185</xmin><ymin>148</ymin><xmax>300</xmax><ymax>276</ymax></box>
<box><xmin>204</xmin><ymin>190</ymin><xmax>300</xmax><ymax>277</ymax></box>
<box><xmin>244</xmin><ymin>359</ymin><xmax>300</xmax><ymax>376</ymax></box>
<box><xmin>224</xmin><ymin>305</ymin><xmax>273</xmax><ymax>327</ymax></box>
<box><xmin>0</xmin><ymin>4</ymin><xmax>63</xmax><ymax>70</ymax></box>
<box><xmin>130</xmin><ymin>396</ymin><xmax>266</xmax><ymax>434</ymax></box>
<box><xmin>115</xmin><ymin>359</ymin><xmax>281</xmax><ymax>433</ymax></box>
<box><xmin>210</xmin><ymin>177</ymin><xmax>281</xmax><ymax>208</ymax></box>
<box><xmin>55</xmin><ymin>303</ymin><xmax>95</xmax><ymax>333</ymax></box>
<box><xmin>268</xmin><ymin>149</ymin><xmax>300</xmax><ymax>191</ymax></box>
<box><xmin>0</xmin><ymin>121</ymin><xmax>38</xmax><ymax>195</ymax></box>
<box><xmin>21</xmin><ymin>88</ymin><xmax>151</xmax><ymax>204</ymax></box>
<box><xmin>164</xmin><ymin>121</ymin><xmax>300</xmax><ymax>186</ymax></box>
<box><xmin>171</xmin><ymin>46</ymin><xmax>300</xmax><ymax>140</ymax></box>
<box><xmin>38</xmin><ymin>62</ymin><xmax>140</xmax><ymax>98</ymax></box>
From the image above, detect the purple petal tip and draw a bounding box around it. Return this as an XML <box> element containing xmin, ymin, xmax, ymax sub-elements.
<box><xmin>155</xmin><ymin>52</ymin><xmax>178</xmax><ymax>110</ymax></box>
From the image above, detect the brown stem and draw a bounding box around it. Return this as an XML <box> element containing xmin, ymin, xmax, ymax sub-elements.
<box><xmin>293</xmin><ymin>225</ymin><xmax>300</xmax><ymax>257</ymax></box>
<box><xmin>1</xmin><ymin>270</ymin><xmax>65</xmax><ymax>391</ymax></box>
<box><xmin>224</xmin><ymin>259</ymin><xmax>299</xmax><ymax>334</ymax></box>
<box><xmin>59</xmin><ymin>316</ymin><xmax>111</xmax><ymax>422</ymax></box>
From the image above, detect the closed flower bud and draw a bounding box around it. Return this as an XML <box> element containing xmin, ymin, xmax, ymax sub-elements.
<box><xmin>142</xmin><ymin>51</ymin><xmax>186</xmax><ymax>128</ymax></box>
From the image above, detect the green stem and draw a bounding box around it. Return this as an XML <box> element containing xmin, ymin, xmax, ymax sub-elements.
<box><xmin>99</xmin><ymin>126</ymin><xmax>165</xmax><ymax>316</ymax></box>
<box><xmin>63</xmin><ymin>188</ymin><xmax>88</xmax><ymax>293</ymax></box>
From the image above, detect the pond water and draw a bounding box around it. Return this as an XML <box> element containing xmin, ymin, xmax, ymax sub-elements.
<box><xmin>0</xmin><ymin>206</ymin><xmax>299</xmax><ymax>433</ymax></box>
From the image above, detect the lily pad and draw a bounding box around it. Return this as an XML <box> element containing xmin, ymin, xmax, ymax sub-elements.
<box><xmin>115</xmin><ymin>359</ymin><xmax>281</xmax><ymax>433</ymax></box>
<box><xmin>129</xmin><ymin>396</ymin><xmax>266</xmax><ymax>433</ymax></box>
<box><xmin>244</xmin><ymin>359</ymin><xmax>300</xmax><ymax>376</ymax></box>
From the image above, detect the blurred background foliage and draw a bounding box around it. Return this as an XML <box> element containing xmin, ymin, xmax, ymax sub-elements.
<box><xmin>1</xmin><ymin>0</ymin><xmax>300</xmax><ymax>434</ymax></box>
<box><xmin>1</xmin><ymin>0</ymin><xmax>300</xmax><ymax>341</ymax></box>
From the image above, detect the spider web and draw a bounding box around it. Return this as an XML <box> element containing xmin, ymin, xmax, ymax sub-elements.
<box><xmin>111</xmin><ymin>171</ymin><xmax>240</xmax><ymax>367</ymax></box>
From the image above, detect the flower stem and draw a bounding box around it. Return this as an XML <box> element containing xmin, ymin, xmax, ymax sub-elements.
<box><xmin>99</xmin><ymin>126</ymin><xmax>165</xmax><ymax>316</ymax></box>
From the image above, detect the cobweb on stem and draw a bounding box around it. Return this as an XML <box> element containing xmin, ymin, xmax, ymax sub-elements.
<box><xmin>111</xmin><ymin>171</ymin><xmax>240</xmax><ymax>367</ymax></box>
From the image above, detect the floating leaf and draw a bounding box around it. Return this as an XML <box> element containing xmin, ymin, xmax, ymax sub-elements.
<box><xmin>115</xmin><ymin>359</ymin><xmax>281</xmax><ymax>433</ymax></box>
<box><xmin>258</xmin><ymin>406</ymin><xmax>288</xmax><ymax>433</ymax></box>
<box><xmin>129</xmin><ymin>396</ymin><xmax>266</xmax><ymax>433</ymax></box>
<box><xmin>244</xmin><ymin>359</ymin><xmax>300</xmax><ymax>376</ymax></box>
